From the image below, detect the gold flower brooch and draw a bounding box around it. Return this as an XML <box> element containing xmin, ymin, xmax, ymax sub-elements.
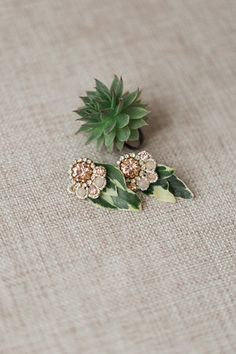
<box><xmin>68</xmin><ymin>151</ymin><xmax>193</xmax><ymax>212</ymax></box>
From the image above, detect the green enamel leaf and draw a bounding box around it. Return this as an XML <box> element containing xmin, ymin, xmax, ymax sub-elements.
<box><xmin>144</xmin><ymin>165</ymin><xmax>193</xmax><ymax>203</ymax></box>
<box><xmin>168</xmin><ymin>175</ymin><xmax>194</xmax><ymax>199</ymax></box>
<box><xmin>89</xmin><ymin>164</ymin><xmax>142</xmax><ymax>211</ymax></box>
<box><xmin>116</xmin><ymin>187</ymin><xmax>141</xmax><ymax>211</ymax></box>
<box><xmin>156</xmin><ymin>164</ymin><xmax>175</xmax><ymax>179</ymax></box>
<box><xmin>90</xmin><ymin>196</ymin><xmax>117</xmax><ymax>209</ymax></box>
<box><xmin>100</xmin><ymin>163</ymin><xmax>126</xmax><ymax>189</ymax></box>
<box><xmin>144</xmin><ymin>179</ymin><xmax>176</xmax><ymax>203</ymax></box>
<box><xmin>150</xmin><ymin>185</ymin><xmax>176</xmax><ymax>203</ymax></box>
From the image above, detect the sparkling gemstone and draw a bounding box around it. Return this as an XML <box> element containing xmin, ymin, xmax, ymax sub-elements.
<box><xmin>93</xmin><ymin>176</ymin><xmax>106</xmax><ymax>189</ymax></box>
<box><xmin>88</xmin><ymin>184</ymin><xmax>99</xmax><ymax>198</ymax></box>
<box><xmin>127</xmin><ymin>181</ymin><xmax>137</xmax><ymax>191</ymax></box>
<box><xmin>138</xmin><ymin>151</ymin><xmax>150</xmax><ymax>161</ymax></box>
<box><xmin>147</xmin><ymin>172</ymin><xmax>158</xmax><ymax>183</ymax></box>
<box><xmin>72</xmin><ymin>161</ymin><xmax>93</xmax><ymax>183</ymax></box>
<box><xmin>145</xmin><ymin>159</ymin><xmax>157</xmax><ymax>171</ymax></box>
<box><xmin>137</xmin><ymin>177</ymin><xmax>150</xmax><ymax>191</ymax></box>
<box><xmin>120</xmin><ymin>157</ymin><xmax>141</xmax><ymax>179</ymax></box>
<box><xmin>95</xmin><ymin>166</ymin><xmax>106</xmax><ymax>177</ymax></box>
<box><xmin>76</xmin><ymin>186</ymin><xmax>88</xmax><ymax>199</ymax></box>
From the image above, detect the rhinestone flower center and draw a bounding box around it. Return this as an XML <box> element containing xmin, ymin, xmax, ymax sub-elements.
<box><xmin>72</xmin><ymin>161</ymin><xmax>93</xmax><ymax>183</ymax></box>
<box><xmin>117</xmin><ymin>151</ymin><xmax>158</xmax><ymax>192</ymax></box>
<box><xmin>120</xmin><ymin>157</ymin><xmax>141</xmax><ymax>179</ymax></box>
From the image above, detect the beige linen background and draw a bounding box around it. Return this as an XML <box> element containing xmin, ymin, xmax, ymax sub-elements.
<box><xmin>1</xmin><ymin>0</ymin><xmax>236</xmax><ymax>353</ymax></box>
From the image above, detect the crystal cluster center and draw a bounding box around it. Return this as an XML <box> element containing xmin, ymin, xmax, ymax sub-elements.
<box><xmin>120</xmin><ymin>157</ymin><xmax>141</xmax><ymax>179</ymax></box>
<box><xmin>72</xmin><ymin>162</ymin><xmax>93</xmax><ymax>183</ymax></box>
<box><xmin>117</xmin><ymin>151</ymin><xmax>158</xmax><ymax>192</ymax></box>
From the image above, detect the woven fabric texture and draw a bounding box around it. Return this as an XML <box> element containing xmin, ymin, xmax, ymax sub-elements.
<box><xmin>1</xmin><ymin>0</ymin><xmax>236</xmax><ymax>353</ymax></box>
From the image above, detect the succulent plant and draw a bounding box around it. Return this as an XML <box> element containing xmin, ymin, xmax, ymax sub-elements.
<box><xmin>74</xmin><ymin>75</ymin><xmax>149</xmax><ymax>152</ymax></box>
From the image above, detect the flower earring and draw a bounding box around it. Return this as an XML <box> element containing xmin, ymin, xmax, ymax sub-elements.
<box><xmin>68</xmin><ymin>158</ymin><xmax>107</xmax><ymax>199</ymax></box>
<box><xmin>68</xmin><ymin>151</ymin><xmax>193</xmax><ymax>211</ymax></box>
<box><xmin>117</xmin><ymin>151</ymin><xmax>158</xmax><ymax>191</ymax></box>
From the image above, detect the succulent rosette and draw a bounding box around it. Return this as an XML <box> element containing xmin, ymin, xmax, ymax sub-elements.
<box><xmin>68</xmin><ymin>158</ymin><xmax>107</xmax><ymax>199</ymax></box>
<box><xmin>74</xmin><ymin>75</ymin><xmax>149</xmax><ymax>152</ymax></box>
<box><xmin>117</xmin><ymin>151</ymin><xmax>158</xmax><ymax>191</ymax></box>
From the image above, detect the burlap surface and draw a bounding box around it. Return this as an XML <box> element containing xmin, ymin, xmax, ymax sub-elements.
<box><xmin>1</xmin><ymin>0</ymin><xmax>236</xmax><ymax>353</ymax></box>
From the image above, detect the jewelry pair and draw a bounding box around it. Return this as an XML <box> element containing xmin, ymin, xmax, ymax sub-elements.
<box><xmin>68</xmin><ymin>151</ymin><xmax>193</xmax><ymax>212</ymax></box>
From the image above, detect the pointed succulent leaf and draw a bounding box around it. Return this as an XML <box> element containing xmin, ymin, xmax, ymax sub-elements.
<box><xmin>104</xmin><ymin>118</ymin><xmax>117</xmax><ymax>135</ymax></box>
<box><xmin>80</xmin><ymin>96</ymin><xmax>90</xmax><ymax>104</ymax></box>
<box><xmin>104</xmin><ymin>130</ymin><xmax>116</xmax><ymax>148</ymax></box>
<box><xmin>111</xmin><ymin>89</ymin><xmax>116</xmax><ymax>109</ymax></box>
<box><xmin>96</xmin><ymin>135</ymin><xmax>105</xmax><ymax>150</ymax></box>
<box><xmin>129</xmin><ymin>118</ymin><xmax>148</xmax><ymax>129</ymax></box>
<box><xmin>115</xmin><ymin>139</ymin><xmax>124</xmax><ymax>151</ymax></box>
<box><xmin>116</xmin><ymin>113</ymin><xmax>129</xmax><ymax>128</ymax></box>
<box><xmin>117</xmin><ymin>126</ymin><xmax>130</xmax><ymax>141</ymax></box>
<box><xmin>123</xmin><ymin>89</ymin><xmax>141</xmax><ymax>108</ymax></box>
<box><xmin>107</xmin><ymin>142</ymin><xmax>114</xmax><ymax>152</ymax></box>
<box><xmin>95</xmin><ymin>79</ymin><xmax>111</xmax><ymax>101</ymax></box>
<box><xmin>115</xmin><ymin>98</ymin><xmax>124</xmax><ymax>115</ymax></box>
<box><xmin>86</xmin><ymin>90</ymin><xmax>97</xmax><ymax>97</ymax></box>
<box><xmin>110</xmin><ymin>75</ymin><xmax>123</xmax><ymax>98</ymax></box>
<box><xmin>74</xmin><ymin>107</ymin><xmax>89</xmax><ymax>118</ymax></box>
<box><xmin>101</xmin><ymin>108</ymin><xmax>114</xmax><ymax>119</ymax></box>
<box><xmin>128</xmin><ymin>129</ymin><xmax>139</xmax><ymax>141</ymax></box>
<box><xmin>85</xmin><ymin>128</ymin><xmax>104</xmax><ymax>144</ymax></box>
<box><xmin>77</xmin><ymin>124</ymin><xmax>94</xmax><ymax>133</ymax></box>
<box><xmin>125</xmin><ymin>107</ymin><xmax>150</xmax><ymax>119</ymax></box>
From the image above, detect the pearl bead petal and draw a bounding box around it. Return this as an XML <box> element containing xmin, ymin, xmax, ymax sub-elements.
<box><xmin>93</xmin><ymin>176</ymin><xmax>106</xmax><ymax>189</ymax></box>
<box><xmin>88</xmin><ymin>184</ymin><xmax>100</xmax><ymax>199</ymax></box>
<box><xmin>137</xmin><ymin>177</ymin><xmax>150</xmax><ymax>191</ymax></box>
<box><xmin>76</xmin><ymin>186</ymin><xmax>88</xmax><ymax>199</ymax></box>
<box><xmin>145</xmin><ymin>159</ymin><xmax>157</xmax><ymax>171</ymax></box>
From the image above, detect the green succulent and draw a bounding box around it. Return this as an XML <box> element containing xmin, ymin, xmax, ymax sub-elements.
<box><xmin>74</xmin><ymin>75</ymin><xmax>149</xmax><ymax>151</ymax></box>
